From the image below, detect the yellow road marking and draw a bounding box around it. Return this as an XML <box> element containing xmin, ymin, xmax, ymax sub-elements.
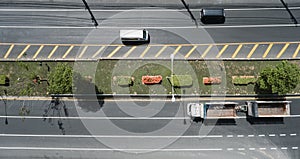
<box><xmin>78</xmin><ymin>46</ymin><xmax>88</xmax><ymax>58</ymax></box>
<box><xmin>231</xmin><ymin>44</ymin><xmax>243</xmax><ymax>58</ymax></box>
<box><xmin>262</xmin><ymin>43</ymin><xmax>273</xmax><ymax>58</ymax></box>
<box><xmin>92</xmin><ymin>46</ymin><xmax>105</xmax><ymax>58</ymax></box>
<box><xmin>17</xmin><ymin>45</ymin><xmax>31</xmax><ymax>59</ymax></box>
<box><xmin>107</xmin><ymin>46</ymin><xmax>122</xmax><ymax>58</ymax></box>
<box><xmin>123</xmin><ymin>46</ymin><xmax>136</xmax><ymax>58</ymax></box>
<box><xmin>293</xmin><ymin>44</ymin><xmax>300</xmax><ymax>58</ymax></box>
<box><xmin>216</xmin><ymin>45</ymin><xmax>228</xmax><ymax>58</ymax></box>
<box><xmin>276</xmin><ymin>43</ymin><xmax>290</xmax><ymax>58</ymax></box>
<box><xmin>173</xmin><ymin>46</ymin><xmax>182</xmax><ymax>55</ymax></box>
<box><xmin>201</xmin><ymin>45</ymin><xmax>212</xmax><ymax>58</ymax></box>
<box><xmin>155</xmin><ymin>46</ymin><xmax>167</xmax><ymax>58</ymax></box>
<box><xmin>185</xmin><ymin>46</ymin><xmax>197</xmax><ymax>58</ymax></box>
<box><xmin>48</xmin><ymin>45</ymin><xmax>59</xmax><ymax>59</ymax></box>
<box><xmin>247</xmin><ymin>44</ymin><xmax>259</xmax><ymax>58</ymax></box>
<box><xmin>62</xmin><ymin>45</ymin><xmax>74</xmax><ymax>59</ymax></box>
<box><xmin>4</xmin><ymin>44</ymin><xmax>14</xmax><ymax>58</ymax></box>
<box><xmin>1</xmin><ymin>41</ymin><xmax>300</xmax><ymax>47</ymax></box>
<box><xmin>139</xmin><ymin>46</ymin><xmax>151</xmax><ymax>58</ymax></box>
<box><xmin>33</xmin><ymin>45</ymin><xmax>44</xmax><ymax>59</ymax></box>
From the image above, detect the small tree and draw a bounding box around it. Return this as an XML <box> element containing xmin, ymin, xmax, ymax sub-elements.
<box><xmin>48</xmin><ymin>63</ymin><xmax>73</xmax><ymax>94</ymax></box>
<box><xmin>255</xmin><ymin>61</ymin><xmax>300</xmax><ymax>95</ymax></box>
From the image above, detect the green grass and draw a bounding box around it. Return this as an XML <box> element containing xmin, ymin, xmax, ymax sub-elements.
<box><xmin>0</xmin><ymin>60</ymin><xmax>299</xmax><ymax>96</ymax></box>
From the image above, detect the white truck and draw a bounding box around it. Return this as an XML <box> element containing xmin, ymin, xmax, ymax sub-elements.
<box><xmin>187</xmin><ymin>102</ymin><xmax>239</xmax><ymax>120</ymax></box>
<box><xmin>245</xmin><ymin>101</ymin><xmax>291</xmax><ymax>117</ymax></box>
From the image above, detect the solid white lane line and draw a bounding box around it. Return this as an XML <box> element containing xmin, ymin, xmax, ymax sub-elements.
<box><xmin>3</xmin><ymin>115</ymin><xmax>300</xmax><ymax>120</ymax></box>
<box><xmin>1</xmin><ymin>7</ymin><xmax>300</xmax><ymax>12</ymax></box>
<box><xmin>0</xmin><ymin>134</ymin><xmax>223</xmax><ymax>138</ymax></box>
<box><xmin>0</xmin><ymin>24</ymin><xmax>299</xmax><ymax>29</ymax></box>
<box><xmin>0</xmin><ymin>147</ymin><xmax>223</xmax><ymax>151</ymax></box>
<box><xmin>0</xmin><ymin>116</ymin><xmax>190</xmax><ymax>120</ymax></box>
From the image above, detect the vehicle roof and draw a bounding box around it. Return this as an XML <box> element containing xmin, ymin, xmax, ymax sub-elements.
<box><xmin>202</xmin><ymin>8</ymin><xmax>224</xmax><ymax>15</ymax></box>
<box><xmin>120</xmin><ymin>30</ymin><xmax>144</xmax><ymax>38</ymax></box>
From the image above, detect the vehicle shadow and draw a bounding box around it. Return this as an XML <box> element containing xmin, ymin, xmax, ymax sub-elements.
<box><xmin>246</xmin><ymin>116</ymin><xmax>284</xmax><ymax>125</ymax></box>
<box><xmin>202</xmin><ymin>119</ymin><xmax>237</xmax><ymax>125</ymax></box>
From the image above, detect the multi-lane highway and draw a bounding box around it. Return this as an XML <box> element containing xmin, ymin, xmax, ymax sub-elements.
<box><xmin>1</xmin><ymin>1</ymin><xmax>300</xmax><ymax>158</ymax></box>
<box><xmin>0</xmin><ymin>7</ymin><xmax>300</xmax><ymax>60</ymax></box>
<box><xmin>0</xmin><ymin>97</ymin><xmax>300</xmax><ymax>158</ymax></box>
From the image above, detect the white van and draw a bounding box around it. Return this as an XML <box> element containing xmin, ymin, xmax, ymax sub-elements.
<box><xmin>120</xmin><ymin>29</ymin><xmax>149</xmax><ymax>43</ymax></box>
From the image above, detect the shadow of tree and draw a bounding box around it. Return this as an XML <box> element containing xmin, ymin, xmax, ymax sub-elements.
<box><xmin>73</xmin><ymin>73</ymin><xmax>105</xmax><ymax>112</ymax></box>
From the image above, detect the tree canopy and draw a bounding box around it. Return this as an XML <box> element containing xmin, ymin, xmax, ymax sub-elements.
<box><xmin>255</xmin><ymin>61</ymin><xmax>300</xmax><ymax>95</ymax></box>
<box><xmin>47</xmin><ymin>63</ymin><xmax>73</xmax><ymax>94</ymax></box>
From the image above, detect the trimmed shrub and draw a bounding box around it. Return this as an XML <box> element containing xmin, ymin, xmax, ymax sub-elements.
<box><xmin>116</xmin><ymin>76</ymin><xmax>133</xmax><ymax>86</ymax></box>
<box><xmin>232</xmin><ymin>76</ymin><xmax>256</xmax><ymax>85</ymax></box>
<box><xmin>0</xmin><ymin>75</ymin><xmax>9</xmax><ymax>86</ymax></box>
<box><xmin>169</xmin><ymin>75</ymin><xmax>193</xmax><ymax>87</ymax></box>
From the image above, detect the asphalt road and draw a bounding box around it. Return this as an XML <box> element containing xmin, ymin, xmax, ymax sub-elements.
<box><xmin>0</xmin><ymin>98</ymin><xmax>300</xmax><ymax>158</ymax></box>
<box><xmin>0</xmin><ymin>7</ymin><xmax>300</xmax><ymax>60</ymax></box>
<box><xmin>1</xmin><ymin>2</ymin><xmax>300</xmax><ymax>159</ymax></box>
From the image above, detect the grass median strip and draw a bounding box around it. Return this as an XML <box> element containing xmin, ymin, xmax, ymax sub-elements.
<box><xmin>0</xmin><ymin>60</ymin><xmax>299</xmax><ymax>96</ymax></box>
